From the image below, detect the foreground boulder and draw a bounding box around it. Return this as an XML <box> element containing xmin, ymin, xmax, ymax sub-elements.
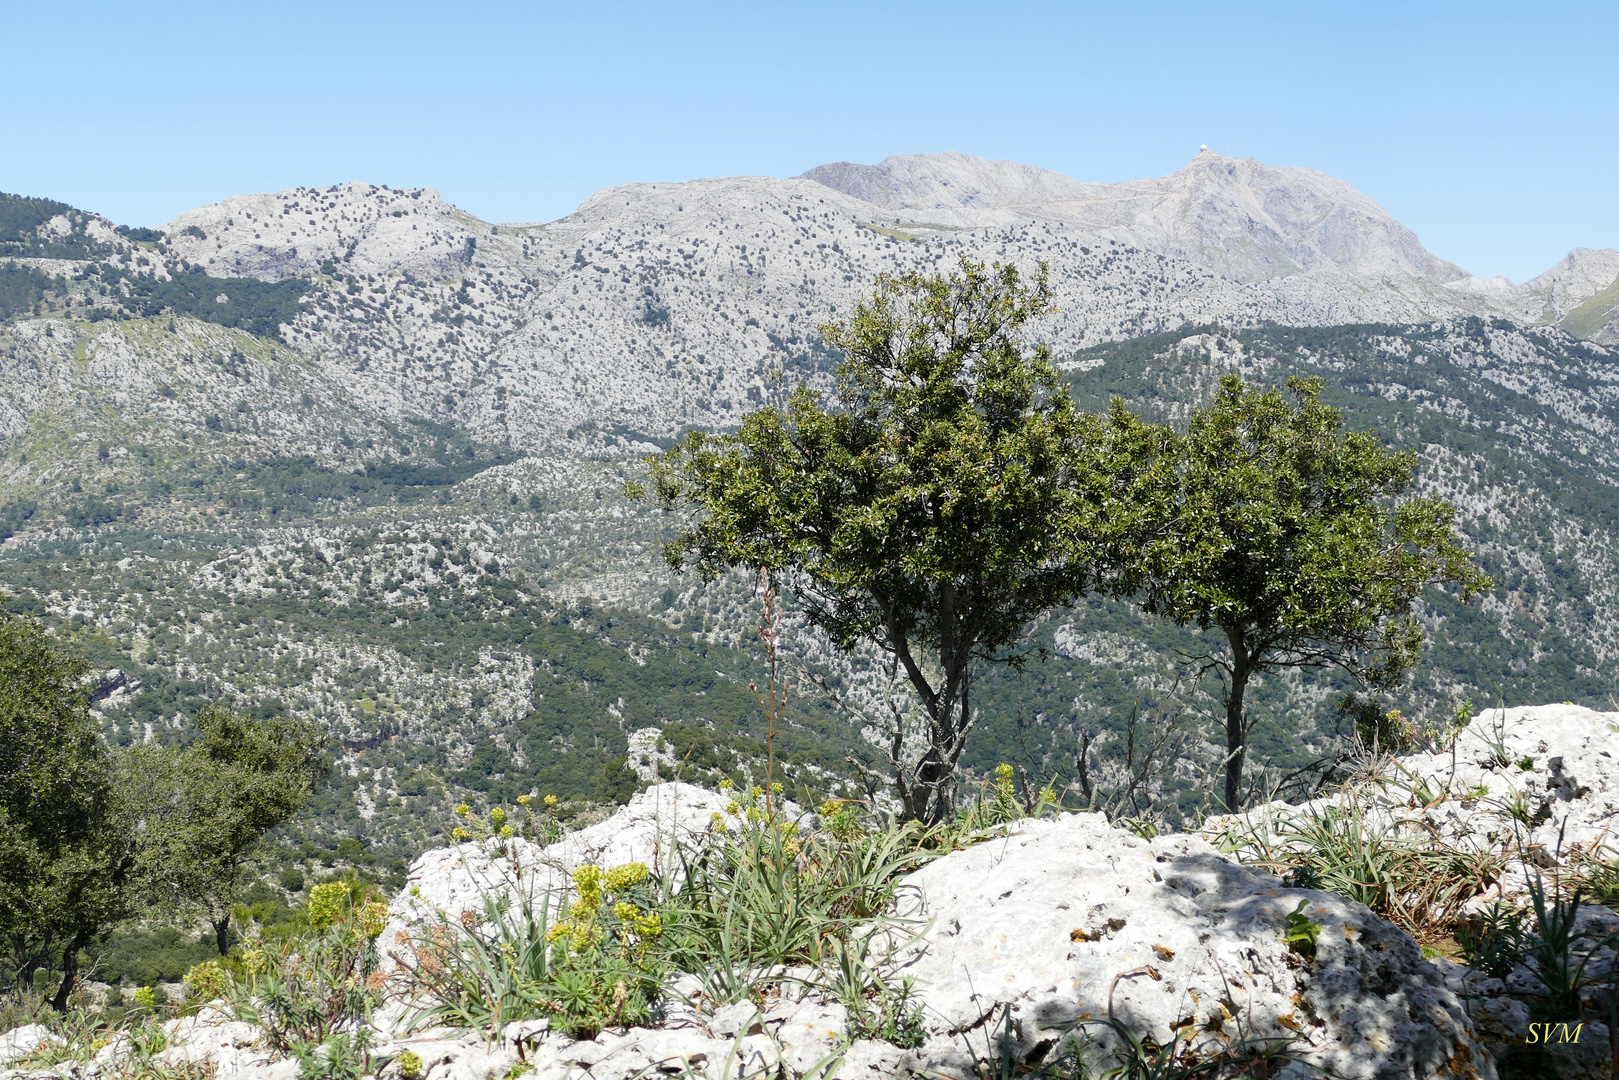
<box><xmin>0</xmin><ymin>781</ymin><xmax>1500</xmax><ymax>1078</ymax></box>
<box><xmin>1203</xmin><ymin>704</ymin><xmax>1619</xmax><ymax>1079</ymax></box>
<box><xmin>892</xmin><ymin>814</ymin><xmax>1491</xmax><ymax>1080</ymax></box>
<box><xmin>381</xmin><ymin>782</ymin><xmax>733</xmax><ymax>964</ymax></box>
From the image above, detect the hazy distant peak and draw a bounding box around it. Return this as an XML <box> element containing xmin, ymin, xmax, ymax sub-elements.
<box><xmin>799</xmin><ymin>152</ymin><xmax>1102</xmax><ymax>222</ymax></box>
<box><xmin>802</xmin><ymin>149</ymin><xmax>1467</xmax><ymax>285</ymax></box>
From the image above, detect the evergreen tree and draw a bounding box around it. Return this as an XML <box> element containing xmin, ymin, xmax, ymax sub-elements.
<box><xmin>0</xmin><ymin>616</ymin><xmax>138</xmax><ymax>1009</ymax></box>
<box><xmin>642</xmin><ymin>259</ymin><xmax>1163</xmax><ymax>821</ymax></box>
<box><xmin>141</xmin><ymin>705</ymin><xmax>328</xmax><ymax>955</ymax></box>
<box><xmin>1130</xmin><ymin>375</ymin><xmax>1491</xmax><ymax>810</ymax></box>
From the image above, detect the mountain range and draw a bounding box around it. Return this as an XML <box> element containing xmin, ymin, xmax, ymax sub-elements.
<box><xmin>2</xmin><ymin>150</ymin><xmax>1617</xmax><ymax>854</ymax></box>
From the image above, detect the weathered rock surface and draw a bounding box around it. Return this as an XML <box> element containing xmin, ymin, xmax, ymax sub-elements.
<box><xmin>371</xmin><ymin>785</ymin><xmax>1491</xmax><ymax>1078</ymax></box>
<box><xmin>45</xmin><ymin>711</ymin><xmax>1619</xmax><ymax>1077</ymax></box>
<box><xmin>1209</xmin><ymin>704</ymin><xmax>1619</xmax><ymax>1079</ymax></box>
<box><xmin>164</xmin><ymin>183</ymin><xmax>489</xmax><ymax>284</ymax></box>
<box><xmin>1213</xmin><ymin>704</ymin><xmax>1619</xmax><ymax>900</ymax></box>
<box><xmin>803</xmin><ymin>149</ymin><xmax>1472</xmax><ymax>286</ymax></box>
<box><xmin>0</xmin><ymin>1026</ymin><xmax>58</xmax><ymax>1068</ymax></box>
<box><xmin>382</xmin><ymin>782</ymin><xmax>732</xmax><ymax>961</ymax></box>
<box><xmin>891</xmin><ymin>814</ymin><xmax>1489</xmax><ymax>1080</ymax></box>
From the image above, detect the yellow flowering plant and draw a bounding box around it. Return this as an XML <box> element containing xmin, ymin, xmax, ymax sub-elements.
<box><xmin>447</xmin><ymin>795</ymin><xmax>564</xmax><ymax>848</ymax></box>
<box><xmin>409</xmin><ymin>858</ymin><xmax>665</xmax><ymax>1040</ymax></box>
<box><xmin>216</xmin><ymin>877</ymin><xmax>391</xmax><ymax>1066</ymax></box>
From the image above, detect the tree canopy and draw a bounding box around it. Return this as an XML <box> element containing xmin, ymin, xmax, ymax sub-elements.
<box><xmin>0</xmin><ymin>616</ymin><xmax>137</xmax><ymax>1009</ymax></box>
<box><xmin>1</xmin><ymin>612</ymin><xmax>330</xmax><ymax>1005</ymax></box>
<box><xmin>139</xmin><ymin>705</ymin><xmax>328</xmax><ymax>954</ymax></box>
<box><xmin>643</xmin><ymin>258</ymin><xmax>1161</xmax><ymax>821</ymax></box>
<box><xmin>1131</xmin><ymin>375</ymin><xmax>1491</xmax><ymax>810</ymax></box>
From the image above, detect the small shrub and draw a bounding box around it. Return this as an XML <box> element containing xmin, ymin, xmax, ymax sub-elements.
<box><xmin>1282</xmin><ymin>900</ymin><xmax>1320</xmax><ymax>959</ymax></box>
<box><xmin>222</xmin><ymin>883</ymin><xmax>391</xmax><ymax>1057</ymax></box>
<box><xmin>182</xmin><ymin>960</ymin><xmax>227</xmax><ymax>1003</ymax></box>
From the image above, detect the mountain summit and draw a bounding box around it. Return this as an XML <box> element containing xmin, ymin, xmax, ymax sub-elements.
<box><xmin>801</xmin><ymin>150</ymin><xmax>1469</xmax><ymax>285</ymax></box>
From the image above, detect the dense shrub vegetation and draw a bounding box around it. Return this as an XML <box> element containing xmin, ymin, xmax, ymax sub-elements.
<box><xmin>95</xmin><ymin>265</ymin><xmax>309</xmax><ymax>341</ymax></box>
<box><xmin>0</xmin><ymin>261</ymin><xmax>62</xmax><ymax>321</ymax></box>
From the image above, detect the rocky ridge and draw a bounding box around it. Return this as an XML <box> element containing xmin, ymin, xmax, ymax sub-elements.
<box><xmin>2</xmin><ymin>784</ymin><xmax>1499</xmax><ymax>1080</ymax></box>
<box><xmin>802</xmin><ymin>150</ymin><xmax>1470</xmax><ymax>285</ymax></box>
<box><xmin>9</xmin><ymin>151</ymin><xmax>1618</xmax><ymax>469</ymax></box>
<box><xmin>18</xmin><ymin>705</ymin><xmax>1619</xmax><ymax>1078</ymax></box>
<box><xmin>145</xmin><ymin>152</ymin><xmax>1619</xmax><ymax>445</ymax></box>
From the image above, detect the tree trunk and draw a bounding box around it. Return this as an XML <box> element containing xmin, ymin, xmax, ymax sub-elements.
<box><xmin>212</xmin><ymin>914</ymin><xmax>231</xmax><ymax>956</ymax></box>
<box><xmin>1223</xmin><ymin>630</ymin><xmax>1253</xmax><ymax>813</ymax></box>
<box><xmin>910</xmin><ymin>660</ymin><xmax>974</xmax><ymax>825</ymax></box>
<box><xmin>883</xmin><ymin>597</ymin><xmax>981</xmax><ymax>825</ymax></box>
<box><xmin>50</xmin><ymin>931</ymin><xmax>88</xmax><ymax>1012</ymax></box>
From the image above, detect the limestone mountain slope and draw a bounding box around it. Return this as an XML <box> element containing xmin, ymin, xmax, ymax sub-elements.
<box><xmin>155</xmin><ymin>175</ymin><xmax>1271</xmax><ymax>446</ymax></box>
<box><xmin>804</xmin><ymin>150</ymin><xmax>1619</xmax><ymax>341</ymax></box>
<box><xmin>802</xmin><ymin>149</ymin><xmax>1470</xmax><ymax>285</ymax></box>
<box><xmin>138</xmin><ymin>155</ymin><xmax>1615</xmax><ymax>460</ymax></box>
<box><xmin>4</xmin><ymin>154</ymin><xmax>1619</xmax><ymax>855</ymax></box>
<box><xmin>164</xmin><ymin>182</ymin><xmax>492</xmax><ymax>284</ymax></box>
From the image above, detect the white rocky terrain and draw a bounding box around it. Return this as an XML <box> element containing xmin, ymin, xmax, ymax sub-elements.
<box><xmin>16</xmin><ymin>707</ymin><xmax>1619</xmax><ymax>1079</ymax></box>
<box><xmin>804</xmin><ymin>151</ymin><xmax>1619</xmax><ymax>339</ymax></box>
<box><xmin>0</xmin><ymin>785</ymin><xmax>1488</xmax><ymax>1080</ymax></box>
<box><xmin>6</xmin><ymin>150</ymin><xmax>1616</xmax><ymax>470</ymax></box>
<box><xmin>139</xmin><ymin>151</ymin><xmax>1619</xmax><ymax>453</ymax></box>
<box><xmin>802</xmin><ymin>150</ymin><xmax>1469</xmax><ymax>284</ymax></box>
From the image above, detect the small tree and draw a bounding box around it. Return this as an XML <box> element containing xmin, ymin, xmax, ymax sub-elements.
<box><xmin>642</xmin><ymin>259</ymin><xmax>1158</xmax><ymax>822</ymax></box>
<box><xmin>144</xmin><ymin>705</ymin><xmax>328</xmax><ymax>955</ymax></box>
<box><xmin>0</xmin><ymin>615</ymin><xmax>139</xmax><ymax>1010</ymax></box>
<box><xmin>1132</xmin><ymin>375</ymin><xmax>1491</xmax><ymax>811</ymax></box>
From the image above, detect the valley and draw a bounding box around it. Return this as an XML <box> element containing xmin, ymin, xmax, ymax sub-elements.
<box><xmin>3</xmin><ymin>151</ymin><xmax>1618</xmax><ymax>867</ymax></box>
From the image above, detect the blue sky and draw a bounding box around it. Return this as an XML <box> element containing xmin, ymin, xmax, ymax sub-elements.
<box><xmin>2</xmin><ymin>1</ymin><xmax>1613</xmax><ymax>283</ymax></box>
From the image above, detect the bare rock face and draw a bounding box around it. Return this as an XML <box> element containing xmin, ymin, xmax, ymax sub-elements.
<box><xmin>891</xmin><ymin>814</ymin><xmax>1491</xmax><ymax>1080</ymax></box>
<box><xmin>381</xmin><ymin>782</ymin><xmax>731</xmax><ymax>960</ymax></box>
<box><xmin>108</xmin><ymin>151</ymin><xmax>1618</xmax><ymax>463</ymax></box>
<box><xmin>1446</xmin><ymin>246</ymin><xmax>1619</xmax><ymax>343</ymax></box>
<box><xmin>802</xmin><ymin>149</ymin><xmax>1470</xmax><ymax>285</ymax></box>
<box><xmin>0</xmin><ymin>1025</ymin><xmax>59</xmax><ymax>1068</ymax></box>
<box><xmin>1220</xmin><ymin>705</ymin><xmax>1619</xmax><ymax>902</ymax></box>
<box><xmin>164</xmin><ymin>183</ymin><xmax>491</xmax><ymax>283</ymax></box>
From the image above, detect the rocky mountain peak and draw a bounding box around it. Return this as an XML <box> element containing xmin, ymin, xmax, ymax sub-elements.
<box><xmin>798</xmin><ymin>151</ymin><xmax>1102</xmax><ymax>225</ymax></box>
<box><xmin>163</xmin><ymin>182</ymin><xmax>489</xmax><ymax>282</ymax></box>
<box><xmin>801</xmin><ymin>149</ymin><xmax>1469</xmax><ymax>286</ymax></box>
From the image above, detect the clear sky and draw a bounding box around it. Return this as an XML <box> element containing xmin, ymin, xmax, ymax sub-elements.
<box><xmin>2</xmin><ymin>0</ymin><xmax>1613</xmax><ymax>284</ymax></box>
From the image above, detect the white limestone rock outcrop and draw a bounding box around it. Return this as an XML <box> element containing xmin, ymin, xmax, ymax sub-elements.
<box><xmin>1206</xmin><ymin>704</ymin><xmax>1619</xmax><ymax>1078</ymax></box>
<box><xmin>0</xmin><ymin>1026</ymin><xmax>58</xmax><ymax>1068</ymax></box>
<box><xmin>369</xmin><ymin>781</ymin><xmax>1493</xmax><ymax>1077</ymax></box>
<box><xmin>1213</xmin><ymin>704</ymin><xmax>1619</xmax><ymax>901</ymax></box>
<box><xmin>382</xmin><ymin>782</ymin><xmax>732</xmax><ymax>959</ymax></box>
<box><xmin>890</xmin><ymin>814</ymin><xmax>1490</xmax><ymax>1080</ymax></box>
